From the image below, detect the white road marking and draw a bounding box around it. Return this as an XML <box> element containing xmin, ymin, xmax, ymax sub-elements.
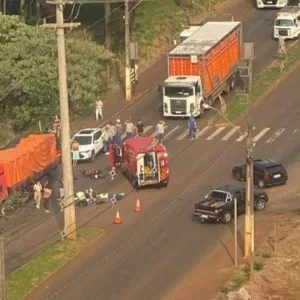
<box><xmin>265</xmin><ymin>128</ymin><xmax>285</xmax><ymax>144</ymax></box>
<box><xmin>253</xmin><ymin>127</ymin><xmax>271</xmax><ymax>142</ymax></box>
<box><xmin>236</xmin><ymin>132</ymin><xmax>247</xmax><ymax>142</ymax></box>
<box><xmin>176</xmin><ymin>130</ymin><xmax>189</xmax><ymax>140</ymax></box>
<box><xmin>164</xmin><ymin>126</ymin><xmax>181</xmax><ymax>140</ymax></box>
<box><xmin>143</xmin><ymin>125</ymin><xmax>153</xmax><ymax>134</ymax></box>
<box><xmin>206</xmin><ymin>126</ymin><xmax>226</xmax><ymax>141</ymax></box>
<box><xmin>196</xmin><ymin>126</ymin><xmax>210</xmax><ymax>139</ymax></box>
<box><xmin>150</xmin><ymin>126</ymin><xmax>167</xmax><ymax>137</ymax></box>
<box><xmin>221</xmin><ymin>126</ymin><xmax>241</xmax><ymax>141</ymax></box>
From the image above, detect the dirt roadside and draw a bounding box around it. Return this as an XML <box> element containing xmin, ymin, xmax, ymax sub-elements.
<box><xmin>162</xmin><ymin>162</ymin><xmax>300</xmax><ymax>300</ymax></box>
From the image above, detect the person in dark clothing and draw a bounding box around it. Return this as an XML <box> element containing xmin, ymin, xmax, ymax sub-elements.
<box><xmin>136</xmin><ymin>119</ymin><xmax>144</xmax><ymax>137</ymax></box>
<box><xmin>43</xmin><ymin>181</ymin><xmax>52</xmax><ymax>213</ymax></box>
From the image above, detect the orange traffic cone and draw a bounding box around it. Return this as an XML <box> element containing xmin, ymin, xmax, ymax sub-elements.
<box><xmin>114</xmin><ymin>210</ymin><xmax>122</xmax><ymax>224</ymax></box>
<box><xmin>135</xmin><ymin>199</ymin><xmax>142</xmax><ymax>212</ymax></box>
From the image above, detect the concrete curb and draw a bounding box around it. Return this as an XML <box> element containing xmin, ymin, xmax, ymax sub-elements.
<box><xmin>23</xmin><ymin>229</ymin><xmax>106</xmax><ymax>300</ymax></box>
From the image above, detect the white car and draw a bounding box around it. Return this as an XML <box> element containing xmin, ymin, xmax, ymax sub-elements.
<box><xmin>72</xmin><ymin>128</ymin><xmax>103</xmax><ymax>161</ymax></box>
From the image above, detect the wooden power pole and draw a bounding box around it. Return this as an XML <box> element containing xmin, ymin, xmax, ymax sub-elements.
<box><xmin>41</xmin><ymin>1</ymin><xmax>80</xmax><ymax>241</ymax></box>
<box><xmin>0</xmin><ymin>236</ymin><xmax>5</xmax><ymax>300</ymax></box>
<box><xmin>124</xmin><ymin>0</ymin><xmax>132</xmax><ymax>102</ymax></box>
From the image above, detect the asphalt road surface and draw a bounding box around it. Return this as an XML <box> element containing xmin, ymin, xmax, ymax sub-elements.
<box><xmin>25</xmin><ymin>6</ymin><xmax>300</xmax><ymax>300</ymax></box>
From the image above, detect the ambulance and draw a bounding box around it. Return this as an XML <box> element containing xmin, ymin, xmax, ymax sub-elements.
<box><xmin>109</xmin><ymin>137</ymin><xmax>170</xmax><ymax>188</ymax></box>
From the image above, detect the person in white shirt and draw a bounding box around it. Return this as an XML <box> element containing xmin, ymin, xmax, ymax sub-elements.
<box><xmin>33</xmin><ymin>181</ymin><xmax>42</xmax><ymax>209</ymax></box>
<box><xmin>124</xmin><ymin>118</ymin><xmax>135</xmax><ymax>139</ymax></box>
<box><xmin>95</xmin><ymin>97</ymin><xmax>103</xmax><ymax>121</ymax></box>
<box><xmin>156</xmin><ymin>120</ymin><xmax>166</xmax><ymax>144</ymax></box>
<box><xmin>101</xmin><ymin>127</ymin><xmax>110</xmax><ymax>155</ymax></box>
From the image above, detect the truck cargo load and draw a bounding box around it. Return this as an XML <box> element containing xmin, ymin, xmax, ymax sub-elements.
<box><xmin>162</xmin><ymin>21</ymin><xmax>242</xmax><ymax>117</ymax></box>
<box><xmin>0</xmin><ymin>133</ymin><xmax>61</xmax><ymax>203</ymax></box>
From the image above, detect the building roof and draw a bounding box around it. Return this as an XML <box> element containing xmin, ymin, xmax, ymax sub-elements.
<box><xmin>125</xmin><ymin>137</ymin><xmax>166</xmax><ymax>153</ymax></box>
<box><xmin>169</xmin><ymin>22</ymin><xmax>241</xmax><ymax>56</ymax></box>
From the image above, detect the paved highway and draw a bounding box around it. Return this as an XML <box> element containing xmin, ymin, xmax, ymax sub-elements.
<box><xmin>24</xmin><ymin>5</ymin><xmax>300</xmax><ymax>300</ymax></box>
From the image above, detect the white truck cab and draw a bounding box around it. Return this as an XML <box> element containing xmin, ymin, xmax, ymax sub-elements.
<box><xmin>163</xmin><ymin>76</ymin><xmax>202</xmax><ymax>117</ymax></box>
<box><xmin>256</xmin><ymin>0</ymin><xmax>288</xmax><ymax>9</ymax></box>
<box><xmin>179</xmin><ymin>26</ymin><xmax>201</xmax><ymax>43</ymax></box>
<box><xmin>274</xmin><ymin>7</ymin><xmax>300</xmax><ymax>39</ymax></box>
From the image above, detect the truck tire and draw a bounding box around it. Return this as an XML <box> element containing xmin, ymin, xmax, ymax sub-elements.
<box><xmin>230</xmin><ymin>76</ymin><xmax>236</xmax><ymax>90</ymax></box>
<box><xmin>208</xmin><ymin>97</ymin><xmax>215</xmax><ymax>106</ymax></box>
<box><xmin>221</xmin><ymin>211</ymin><xmax>232</xmax><ymax>224</ymax></box>
<box><xmin>223</xmin><ymin>81</ymin><xmax>231</xmax><ymax>94</ymax></box>
<box><xmin>254</xmin><ymin>199</ymin><xmax>266</xmax><ymax>211</ymax></box>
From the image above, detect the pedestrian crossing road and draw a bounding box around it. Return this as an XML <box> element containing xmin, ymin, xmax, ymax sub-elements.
<box><xmin>121</xmin><ymin>125</ymin><xmax>294</xmax><ymax>144</ymax></box>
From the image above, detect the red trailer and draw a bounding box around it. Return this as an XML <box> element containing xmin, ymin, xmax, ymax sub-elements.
<box><xmin>109</xmin><ymin>137</ymin><xmax>170</xmax><ymax>188</ymax></box>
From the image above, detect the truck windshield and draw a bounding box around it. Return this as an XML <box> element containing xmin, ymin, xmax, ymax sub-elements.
<box><xmin>275</xmin><ymin>19</ymin><xmax>294</xmax><ymax>27</ymax></box>
<box><xmin>164</xmin><ymin>86</ymin><xmax>194</xmax><ymax>97</ymax></box>
<box><xmin>73</xmin><ymin>136</ymin><xmax>92</xmax><ymax>145</ymax></box>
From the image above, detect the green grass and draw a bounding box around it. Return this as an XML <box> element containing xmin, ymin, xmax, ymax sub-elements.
<box><xmin>214</xmin><ymin>41</ymin><xmax>300</xmax><ymax>123</ymax></box>
<box><xmin>7</xmin><ymin>228</ymin><xmax>104</xmax><ymax>300</ymax></box>
<box><xmin>133</xmin><ymin>0</ymin><xmax>225</xmax><ymax>60</ymax></box>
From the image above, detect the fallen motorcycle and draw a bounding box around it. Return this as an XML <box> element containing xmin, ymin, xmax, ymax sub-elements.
<box><xmin>79</xmin><ymin>169</ymin><xmax>105</xmax><ymax>180</ymax></box>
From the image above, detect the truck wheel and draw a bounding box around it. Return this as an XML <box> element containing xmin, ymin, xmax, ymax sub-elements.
<box><xmin>90</xmin><ymin>150</ymin><xmax>96</xmax><ymax>162</ymax></box>
<box><xmin>230</xmin><ymin>77</ymin><xmax>236</xmax><ymax>90</ymax></box>
<box><xmin>224</xmin><ymin>81</ymin><xmax>231</xmax><ymax>94</ymax></box>
<box><xmin>221</xmin><ymin>211</ymin><xmax>232</xmax><ymax>224</ymax></box>
<box><xmin>208</xmin><ymin>97</ymin><xmax>215</xmax><ymax>106</ymax></box>
<box><xmin>254</xmin><ymin>199</ymin><xmax>266</xmax><ymax>211</ymax></box>
<box><xmin>234</xmin><ymin>171</ymin><xmax>242</xmax><ymax>181</ymax></box>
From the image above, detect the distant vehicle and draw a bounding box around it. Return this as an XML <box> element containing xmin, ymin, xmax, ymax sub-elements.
<box><xmin>232</xmin><ymin>158</ymin><xmax>288</xmax><ymax>188</ymax></box>
<box><xmin>109</xmin><ymin>137</ymin><xmax>170</xmax><ymax>188</ymax></box>
<box><xmin>256</xmin><ymin>0</ymin><xmax>288</xmax><ymax>9</ymax></box>
<box><xmin>0</xmin><ymin>133</ymin><xmax>61</xmax><ymax>204</ymax></box>
<box><xmin>72</xmin><ymin>128</ymin><xmax>103</xmax><ymax>162</ymax></box>
<box><xmin>193</xmin><ymin>185</ymin><xmax>268</xmax><ymax>224</ymax></box>
<box><xmin>274</xmin><ymin>6</ymin><xmax>300</xmax><ymax>39</ymax></box>
<box><xmin>161</xmin><ymin>21</ymin><xmax>242</xmax><ymax>118</ymax></box>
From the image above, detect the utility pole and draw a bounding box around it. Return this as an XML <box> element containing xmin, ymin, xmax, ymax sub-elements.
<box><xmin>41</xmin><ymin>1</ymin><xmax>80</xmax><ymax>241</ymax></box>
<box><xmin>236</xmin><ymin>42</ymin><xmax>254</xmax><ymax>269</ymax></box>
<box><xmin>0</xmin><ymin>236</ymin><xmax>5</xmax><ymax>300</ymax></box>
<box><xmin>124</xmin><ymin>0</ymin><xmax>132</xmax><ymax>102</ymax></box>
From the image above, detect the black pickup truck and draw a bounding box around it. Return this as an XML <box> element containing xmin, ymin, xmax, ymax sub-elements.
<box><xmin>193</xmin><ymin>185</ymin><xmax>268</xmax><ymax>224</ymax></box>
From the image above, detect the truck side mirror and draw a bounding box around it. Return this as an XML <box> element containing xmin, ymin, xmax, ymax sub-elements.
<box><xmin>158</xmin><ymin>85</ymin><xmax>162</xmax><ymax>93</ymax></box>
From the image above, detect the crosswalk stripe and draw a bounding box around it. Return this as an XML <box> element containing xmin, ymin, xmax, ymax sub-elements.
<box><xmin>143</xmin><ymin>125</ymin><xmax>153</xmax><ymax>134</ymax></box>
<box><xmin>196</xmin><ymin>126</ymin><xmax>210</xmax><ymax>139</ymax></box>
<box><xmin>253</xmin><ymin>128</ymin><xmax>271</xmax><ymax>142</ymax></box>
<box><xmin>164</xmin><ymin>126</ymin><xmax>181</xmax><ymax>140</ymax></box>
<box><xmin>177</xmin><ymin>130</ymin><xmax>189</xmax><ymax>140</ymax></box>
<box><xmin>221</xmin><ymin>126</ymin><xmax>241</xmax><ymax>141</ymax></box>
<box><xmin>206</xmin><ymin>127</ymin><xmax>226</xmax><ymax>141</ymax></box>
<box><xmin>150</xmin><ymin>126</ymin><xmax>168</xmax><ymax>137</ymax></box>
<box><xmin>265</xmin><ymin>128</ymin><xmax>285</xmax><ymax>144</ymax></box>
<box><xmin>236</xmin><ymin>132</ymin><xmax>247</xmax><ymax>142</ymax></box>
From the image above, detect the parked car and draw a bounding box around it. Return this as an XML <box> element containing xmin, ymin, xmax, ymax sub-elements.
<box><xmin>193</xmin><ymin>185</ymin><xmax>268</xmax><ymax>224</ymax></box>
<box><xmin>72</xmin><ymin>128</ymin><xmax>103</xmax><ymax>162</ymax></box>
<box><xmin>232</xmin><ymin>158</ymin><xmax>288</xmax><ymax>188</ymax></box>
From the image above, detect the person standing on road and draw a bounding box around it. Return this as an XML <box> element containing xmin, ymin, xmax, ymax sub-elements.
<box><xmin>136</xmin><ymin>119</ymin><xmax>144</xmax><ymax>137</ymax></box>
<box><xmin>95</xmin><ymin>97</ymin><xmax>104</xmax><ymax>121</ymax></box>
<box><xmin>71</xmin><ymin>139</ymin><xmax>80</xmax><ymax>167</ymax></box>
<box><xmin>53</xmin><ymin>115</ymin><xmax>61</xmax><ymax>138</ymax></box>
<box><xmin>101</xmin><ymin>126</ymin><xmax>110</xmax><ymax>155</ymax></box>
<box><xmin>156</xmin><ymin>120</ymin><xmax>166</xmax><ymax>144</ymax></box>
<box><xmin>125</xmin><ymin>118</ymin><xmax>135</xmax><ymax>139</ymax></box>
<box><xmin>109</xmin><ymin>122</ymin><xmax>117</xmax><ymax>143</ymax></box>
<box><xmin>43</xmin><ymin>181</ymin><xmax>52</xmax><ymax>213</ymax></box>
<box><xmin>115</xmin><ymin>119</ymin><xmax>123</xmax><ymax>146</ymax></box>
<box><xmin>188</xmin><ymin>114</ymin><xmax>197</xmax><ymax>140</ymax></box>
<box><xmin>33</xmin><ymin>181</ymin><xmax>42</xmax><ymax>209</ymax></box>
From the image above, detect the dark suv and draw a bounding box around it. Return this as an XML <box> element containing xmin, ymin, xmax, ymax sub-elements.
<box><xmin>232</xmin><ymin>158</ymin><xmax>288</xmax><ymax>188</ymax></box>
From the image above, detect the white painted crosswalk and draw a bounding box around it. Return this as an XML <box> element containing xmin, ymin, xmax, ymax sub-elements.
<box><xmin>117</xmin><ymin>124</ymin><xmax>290</xmax><ymax>145</ymax></box>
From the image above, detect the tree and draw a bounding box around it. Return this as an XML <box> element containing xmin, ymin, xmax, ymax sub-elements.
<box><xmin>0</xmin><ymin>13</ymin><xmax>119</xmax><ymax>131</ymax></box>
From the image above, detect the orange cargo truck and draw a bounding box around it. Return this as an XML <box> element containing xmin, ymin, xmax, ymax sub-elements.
<box><xmin>162</xmin><ymin>21</ymin><xmax>243</xmax><ymax>117</ymax></box>
<box><xmin>0</xmin><ymin>133</ymin><xmax>61</xmax><ymax>204</ymax></box>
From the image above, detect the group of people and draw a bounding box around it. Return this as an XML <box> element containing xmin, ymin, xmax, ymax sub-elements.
<box><xmin>32</xmin><ymin>180</ymin><xmax>52</xmax><ymax>213</ymax></box>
